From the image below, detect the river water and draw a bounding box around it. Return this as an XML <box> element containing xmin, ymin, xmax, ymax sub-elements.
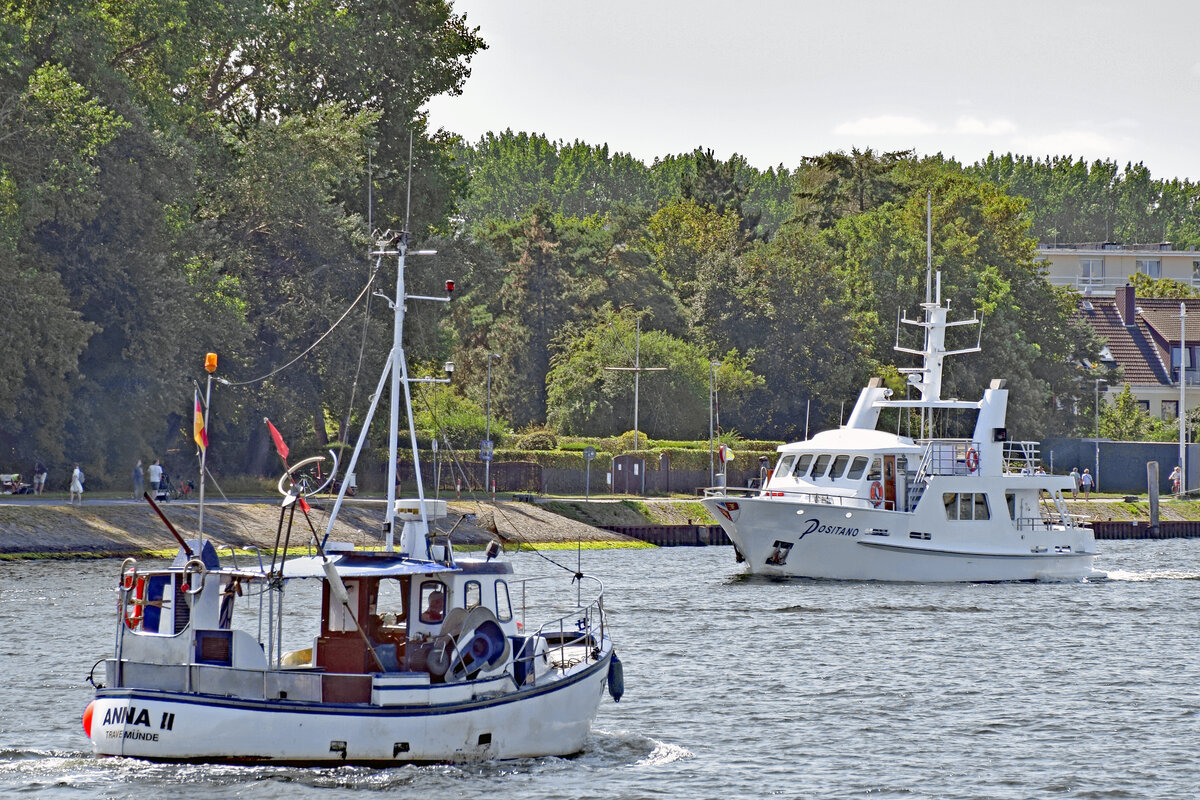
<box><xmin>3</xmin><ymin>541</ymin><xmax>1200</xmax><ymax>799</ymax></box>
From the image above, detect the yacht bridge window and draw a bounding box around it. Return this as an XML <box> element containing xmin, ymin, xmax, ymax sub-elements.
<box><xmin>846</xmin><ymin>456</ymin><xmax>869</xmax><ymax>480</ymax></box>
<box><xmin>812</xmin><ymin>454</ymin><xmax>832</xmax><ymax>478</ymax></box>
<box><xmin>795</xmin><ymin>454</ymin><xmax>813</xmax><ymax>476</ymax></box>
<box><xmin>830</xmin><ymin>455</ymin><xmax>850</xmax><ymax>478</ymax></box>
<box><xmin>775</xmin><ymin>454</ymin><xmax>797</xmax><ymax>478</ymax></box>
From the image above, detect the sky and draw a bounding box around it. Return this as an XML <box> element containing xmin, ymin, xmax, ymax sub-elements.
<box><xmin>426</xmin><ymin>0</ymin><xmax>1200</xmax><ymax>181</ymax></box>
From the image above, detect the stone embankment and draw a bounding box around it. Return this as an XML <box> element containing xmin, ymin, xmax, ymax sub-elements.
<box><xmin>0</xmin><ymin>498</ymin><xmax>631</xmax><ymax>558</ymax></box>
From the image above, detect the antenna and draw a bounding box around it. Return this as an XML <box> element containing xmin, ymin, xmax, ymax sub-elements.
<box><xmin>925</xmin><ymin>191</ymin><xmax>932</xmax><ymax>305</ymax></box>
<box><xmin>367</xmin><ymin>147</ymin><xmax>373</xmax><ymax>236</ymax></box>
<box><xmin>404</xmin><ymin>130</ymin><xmax>413</xmax><ymax>233</ymax></box>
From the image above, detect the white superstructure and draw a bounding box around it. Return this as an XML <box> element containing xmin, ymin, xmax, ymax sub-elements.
<box><xmin>703</xmin><ymin>268</ymin><xmax>1103</xmax><ymax>583</ymax></box>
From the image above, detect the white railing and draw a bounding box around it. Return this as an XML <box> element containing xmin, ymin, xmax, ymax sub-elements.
<box><xmin>914</xmin><ymin>438</ymin><xmax>980</xmax><ymax>478</ymax></box>
<box><xmin>512</xmin><ymin>574</ymin><xmax>607</xmax><ymax>683</ymax></box>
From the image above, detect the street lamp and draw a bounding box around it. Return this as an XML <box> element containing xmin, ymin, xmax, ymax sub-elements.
<box><xmin>1094</xmin><ymin>377</ymin><xmax>1107</xmax><ymax>493</ymax></box>
<box><xmin>709</xmin><ymin>360</ymin><xmax>720</xmax><ymax>487</ymax></box>
<box><xmin>485</xmin><ymin>352</ymin><xmax>500</xmax><ymax>494</ymax></box>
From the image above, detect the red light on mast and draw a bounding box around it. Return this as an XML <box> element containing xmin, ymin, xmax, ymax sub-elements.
<box><xmin>445</xmin><ymin>280</ymin><xmax>455</xmax><ymax>293</ymax></box>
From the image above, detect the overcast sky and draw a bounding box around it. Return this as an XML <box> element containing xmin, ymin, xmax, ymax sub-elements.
<box><xmin>426</xmin><ymin>0</ymin><xmax>1200</xmax><ymax>181</ymax></box>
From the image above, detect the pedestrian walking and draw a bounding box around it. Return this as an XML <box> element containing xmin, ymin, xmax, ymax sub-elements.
<box><xmin>1080</xmin><ymin>467</ymin><xmax>1094</xmax><ymax>500</ymax></box>
<box><xmin>32</xmin><ymin>461</ymin><xmax>47</xmax><ymax>495</ymax></box>
<box><xmin>132</xmin><ymin>459</ymin><xmax>144</xmax><ymax>499</ymax></box>
<box><xmin>69</xmin><ymin>463</ymin><xmax>85</xmax><ymax>505</ymax></box>
<box><xmin>1069</xmin><ymin>467</ymin><xmax>1080</xmax><ymax>499</ymax></box>
<box><xmin>148</xmin><ymin>459</ymin><xmax>163</xmax><ymax>497</ymax></box>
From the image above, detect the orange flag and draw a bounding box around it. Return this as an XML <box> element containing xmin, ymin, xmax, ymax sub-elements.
<box><xmin>193</xmin><ymin>390</ymin><xmax>207</xmax><ymax>451</ymax></box>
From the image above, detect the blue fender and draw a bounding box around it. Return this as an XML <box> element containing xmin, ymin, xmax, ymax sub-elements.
<box><xmin>607</xmin><ymin>652</ymin><xmax>624</xmax><ymax>703</ymax></box>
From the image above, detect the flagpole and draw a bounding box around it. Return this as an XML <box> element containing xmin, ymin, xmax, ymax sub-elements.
<box><xmin>198</xmin><ymin>353</ymin><xmax>217</xmax><ymax>540</ymax></box>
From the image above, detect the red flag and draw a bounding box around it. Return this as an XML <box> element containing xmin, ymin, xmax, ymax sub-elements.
<box><xmin>265</xmin><ymin>418</ymin><xmax>289</xmax><ymax>461</ymax></box>
<box><xmin>298</xmin><ymin>496</ymin><xmax>310</xmax><ymax>514</ymax></box>
<box><xmin>193</xmin><ymin>390</ymin><xmax>208</xmax><ymax>451</ymax></box>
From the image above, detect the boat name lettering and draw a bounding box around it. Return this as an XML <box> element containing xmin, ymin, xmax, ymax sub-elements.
<box><xmin>102</xmin><ymin>706</ymin><xmax>152</xmax><ymax>728</ymax></box>
<box><xmin>798</xmin><ymin>518</ymin><xmax>860</xmax><ymax>540</ymax></box>
<box><xmin>105</xmin><ymin>729</ymin><xmax>159</xmax><ymax>742</ymax></box>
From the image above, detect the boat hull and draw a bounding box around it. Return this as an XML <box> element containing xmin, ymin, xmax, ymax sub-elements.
<box><xmin>703</xmin><ymin>496</ymin><xmax>1099</xmax><ymax>582</ymax></box>
<box><xmin>88</xmin><ymin>655</ymin><xmax>611</xmax><ymax>763</ymax></box>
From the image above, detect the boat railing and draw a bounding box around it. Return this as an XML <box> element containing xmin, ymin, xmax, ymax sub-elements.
<box><xmin>1002</xmin><ymin>440</ymin><xmax>1043</xmax><ymax>474</ymax></box>
<box><xmin>704</xmin><ymin>485</ymin><xmax>879</xmax><ymax>510</ymax></box>
<box><xmin>511</xmin><ymin>574</ymin><xmax>606</xmax><ymax>683</ymax></box>
<box><xmin>913</xmin><ymin>438</ymin><xmax>982</xmax><ymax>479</ymax></box>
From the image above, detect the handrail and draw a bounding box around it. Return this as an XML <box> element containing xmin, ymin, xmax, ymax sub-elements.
<box><xmin>705</xmin><ymin>485</ymin><xmax>881</xmax><ymax>510</ymax></box>
<box><xmin>507</xmin><ymin>574</ymin><xmax>606</xmax><ymax>685</ymax></box>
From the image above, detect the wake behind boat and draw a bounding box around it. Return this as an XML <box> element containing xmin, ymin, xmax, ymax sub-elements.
<box><xmin>83</xmin><ymin>231</ymin><xmax>622</xmax><ymax>763</ymax></box>
<box><xmin>702</xmin><ymin>224</ymin><xmax>1103</xmax><ymax>583</ymax></box>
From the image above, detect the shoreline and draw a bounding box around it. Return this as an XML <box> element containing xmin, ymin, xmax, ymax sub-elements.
<box><xmin>0</xmin><ymin>498</ymin><xmax>640</xmax><ymax>560</ymax></box>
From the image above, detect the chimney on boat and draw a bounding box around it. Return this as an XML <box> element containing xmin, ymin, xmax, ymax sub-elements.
<box><xmin>1115</xmin><ymin>284</ymin><xmax>1137</xmax><ymax>328</ymax></box>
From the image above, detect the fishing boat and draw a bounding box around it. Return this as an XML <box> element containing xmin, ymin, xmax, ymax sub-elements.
<box><xmin>702</xmin><ymin>233</ymin><xmax>1103</xmax><ymax>582</ymax></box>
<box><xmin>83</xmin><ymin>231</ymin><xmax>622</xmax><ymax>763</ymax></box>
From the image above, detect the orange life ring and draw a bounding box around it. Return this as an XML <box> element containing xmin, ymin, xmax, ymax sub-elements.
<box><xmin>966</xmin><ymin>448</ymin><xmax>979</xmax><ymax>472</ymax></box>
<box><xmin>869</xmin><ymin>480</ymin><xmax>884</xmax><ymax>507</ymax></box>
<box><xmin>124</xmin><ymin>575</ymin><xmax>145</xmax><ymax>628</ymax></box>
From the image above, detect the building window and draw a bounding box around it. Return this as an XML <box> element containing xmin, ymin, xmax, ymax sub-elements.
<box><xmin>1080</xmin><ymin>258</ymin><xmax>1103</xmax><ymax>286</ymax></box>
<box><xmin>1192</xmin><ymin>261</ymin><xmax>1200</xmax><ymax>287</ymax></box>
<box><xmin>1163</xmin><ymin>400</ymin><xmax>1179</xmax><ymax>420</ymax></box>
<box><xmin>1136</xmin><ymin>259</ymin><xmax>1161</xmax><ymax>279</ymax></box>
<box><xmin>1137</xmin><ymin>400</ymin><xmax>1150</xmax><ymax>413</ymax></box>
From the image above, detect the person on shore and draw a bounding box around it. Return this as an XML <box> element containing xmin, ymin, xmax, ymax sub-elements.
<box><xmin>1169</xmin><ymin>465</ymin><xmax>1182</xmax><ymax>494</ymax></box>
<box><xmin>148</xmin><ymin>459</ymin><xmax>163</xmax><ymax>496</ymax></box>
<box><xmin>132</xmin><ymin>459</ymin><xmax>144</xmax><ymax>499</ymax></box>
<box><xmin>1080</xmin><ymin>468</ymin><xmax>1094</xmax><ymax>500</ymax></box>
<box><xmin>69</xmin><ymin>463</ymin><xmax>85</xmax><ymax>505</ymax></box>
<box><xmin>32</xmin><ymin>461</ymin><xmax>46</xmax><ymax>495</ymax></box>
<box><xmin>1069</xmin><ymin>467</ymin><xmax>1080</xmax><ymax>499</ymax></box>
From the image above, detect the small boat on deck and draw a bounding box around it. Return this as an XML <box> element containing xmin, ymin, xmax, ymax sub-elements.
<box><xmin>83</xmin><ymin>231</ymin><xmax>622</xmax><ymax>763</ymax></box>
<box><xmin>703</xmin><ymin>254</ymin><xmax>1103</xmax><ymax>583</ymax></box>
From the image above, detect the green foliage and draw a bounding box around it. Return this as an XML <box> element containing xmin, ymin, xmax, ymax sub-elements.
<box><xmin>413</xmin><ymin>383</ymin><xmax>509</xmax><ymax>450</ymax></box>
<box><xmin>1129</xmin><ymin>271</ymin><xmax>1197</xmax><ymax>299</ymax></box>
<box><xmin>514</xmin><ymin>427</ymin><xmax>558</xmax><ymax>451</ymax></box>
<box><xmin>1099</xmin><ymin>383</ymin><xmax>1179</xmax><ymax>442</ymax></box>
<box><xmin>546</xmin><ymin>306</ymin><xmax>761</xmax><ymax>439</ymax></box>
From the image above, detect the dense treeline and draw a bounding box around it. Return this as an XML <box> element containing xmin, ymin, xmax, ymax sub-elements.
<box><xmin>3</xmin><ymin>2</ymin><xmax>1197</xmax><ymax>487</ymax></box>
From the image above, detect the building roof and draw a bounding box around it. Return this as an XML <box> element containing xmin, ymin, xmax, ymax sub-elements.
<box><xmin>1076</xmin><ymin>298</ymin><xmax>1169</xmax><ymax>385</ymax></box>
<box><xmin>1076</xmin><ymin>290</ymin><xmax>1200</xmax><ymax>387</ymax></box>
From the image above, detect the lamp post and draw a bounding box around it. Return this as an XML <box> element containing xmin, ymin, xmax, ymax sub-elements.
<box><xmin>1178</xmin><ymin>303</ymin><xmax>1188</xmax><ymax>495</ymax></box>
<box><xmin>1094</xmin><ymin>377</ymin><xmax>1107</xmax><ymax>493</ymax></box>
<box><xmin>709</xmin><ymin>360</ymin><xmax>720</xmax><ymax>487</ymax></box>
<box><xmin>485</xmin><ymin>352</ymin><xmax>500</xmax><ymax>494</ymax></box>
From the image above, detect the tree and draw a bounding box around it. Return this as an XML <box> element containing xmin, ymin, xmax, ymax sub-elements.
<box><xmin>546</xmin><ymin>306</ymin><xmax>760</xmax><ymax>438</ymax></box>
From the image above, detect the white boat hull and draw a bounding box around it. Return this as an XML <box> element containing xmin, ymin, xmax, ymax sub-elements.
<box><xmin>89</xmin><ymin>655</ymin><xmax>611</xmax><ymax>763</ymax></box>
<box><xmin>704</xmin><ymin>496</ymin><xmax>1099</xmax><ymax>582</ymax></box>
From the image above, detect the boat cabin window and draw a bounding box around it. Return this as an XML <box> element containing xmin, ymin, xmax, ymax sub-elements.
<box><xmin>812</xmin><ymin>454</ymin><xmax>832</xmax><ymax>478</ymax></box>
<box><xmin>795</xmin><ymin>454</ymin><xmax>813</xmax><ymax>476</ymax></box>
<box><xmin>1006</xmin><ymin>491</ymin><xmax>1016</xmax><ymax>520</ymax></box>
<box><xmin>846</xmin><ymin>456</ymin><xmax>868</xmax><ymax>480</ymax></box>
<box><xmin>867</xmin><ymin>458</ymin><xmax>882</xmax><ymax>481</ymax></box>
<box><xmin>464</xmin><ymin>580</ymin><xmax>482</xmax><ymax>610</ymax></box>
<box><xmin>830</xmin><ymin>455</ymin><xmax>850</xmax><ymax>479</ymax></box>
<box><xmin>495</xmin><ymin>580</ymin><xmax>512</xmax><ymax>622</ymax></box>
<box><xmin>419</xmin><ymin>580</ymin><xmax>446</xmax><ymax>624</ymax></box>
<box><xmin>776</xmin><ymin>455</ymin><xmax>797</xmax><ymax>477</ymax></box>
<box><xmin>943</xmin><ymin>493</ymin><xmax>991</xmax><ymax>521</ymax></box>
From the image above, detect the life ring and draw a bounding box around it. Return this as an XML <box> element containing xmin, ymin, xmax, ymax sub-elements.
<box><xmin>869</xmin><ymin>480</ymin><xmax>884</xmax><ymax>507</ymax></box>
<box><xmin>124</xmin><ymin>574</ymin><xmax>146</xmax><ymax>628</ymax></box>
<box><xmin>966</xmin><ymin>448</ymin><xmax>979</xmax><ymax>472</ymax></box>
